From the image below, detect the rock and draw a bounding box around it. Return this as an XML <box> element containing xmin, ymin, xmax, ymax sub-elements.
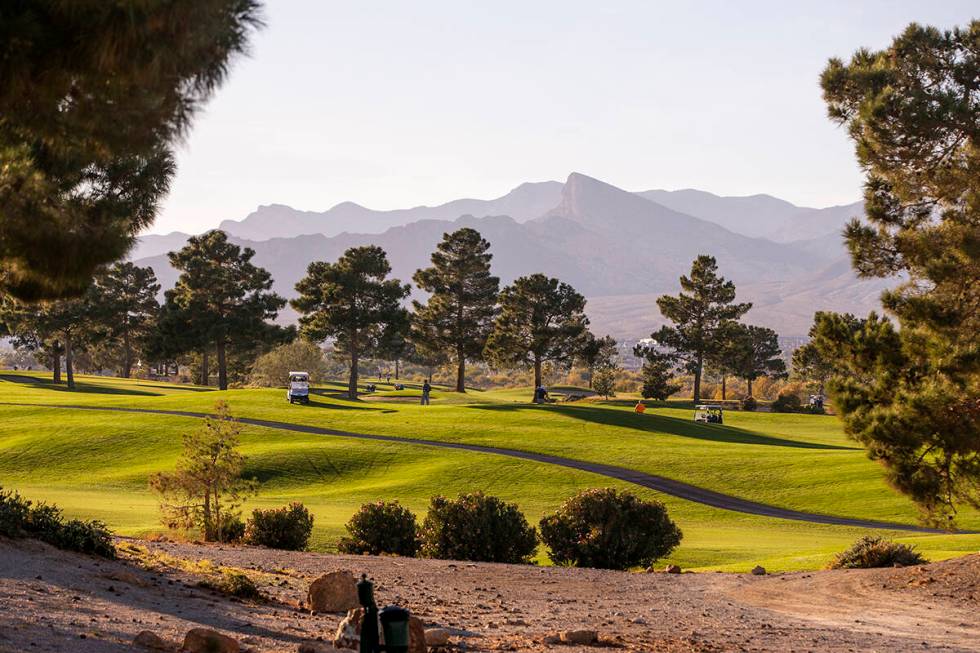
<box><xmin>408</xmin><ymin>616</ymin><xmax>426</xmax><ymax>653</ymax></box>
<box><xmin>133</xmin><ymin>630</ymin><xmax>174</xmax><ymax>651</ymax></box>
<box><xmin>308</xmin><ymin>571</ymin><xmax>359</xmax><ymax>613</ymax></box>
<box><xmin>298</xmin><ymin>643</ymin><xmax>341</xmax><ymax>653</ymax></box>
<box><xmin>181</xmin><ymin>628</ymin><xmax>240</xmax><ymax>653</ymax></box>
<box><xmin>664</xmin><ymin>564</ymin><xmax>682</xmax><ymax>574</ymax></box>
<box><xmin>333</xmin><ymin>608</ymin><xmax>363</xmax><ymax>650</ymax></box>
<box><xmin>560</xmin><ymin>630</ymin><xmax>598</xmax><ymax>645</ymax></box>
<box><xmin>751</xmin><ymin>565</ymin><xmax>767</xmax><ymax>576</ymax></box>
<box><xmin>425</xmin><ymin>627</ymin><xmax>450</xmax><ymax>646</ymax></box>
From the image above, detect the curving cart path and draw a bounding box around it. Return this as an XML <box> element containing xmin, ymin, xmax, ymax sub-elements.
<box><xmin>13</xmin><ymin>402</ymin><xmax>960</xmax><ymax>534</ymax></box>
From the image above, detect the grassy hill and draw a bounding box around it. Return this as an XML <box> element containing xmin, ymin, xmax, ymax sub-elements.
<box><xmin>1</xmin><ymin>371</ymin><xmax>978</xmax><ymax>571</ymax></box>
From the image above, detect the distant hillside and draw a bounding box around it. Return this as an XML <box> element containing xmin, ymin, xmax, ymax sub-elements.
<box><xmin>133</xmin><ymin>173</ymin><xmax>885</xmax><ymax>337</ymax></box>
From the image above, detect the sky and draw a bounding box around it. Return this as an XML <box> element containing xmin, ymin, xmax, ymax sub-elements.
<box><xmin>151</xmin><ymin>0</ymin><xmax>978</xmax><ymax>235</ymax></box>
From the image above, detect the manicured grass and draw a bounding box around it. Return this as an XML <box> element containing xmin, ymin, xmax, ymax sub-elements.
<box><xmin>1</xmin><ymin>370</ymin><xmax>978</xmax><ymax>571</ymax></box>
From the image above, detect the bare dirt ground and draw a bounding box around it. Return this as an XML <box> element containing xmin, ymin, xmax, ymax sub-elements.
<box><xmin>1</xmin><ymin>537</ymin><xmax>978</xmax><ymax>653</ymax></box>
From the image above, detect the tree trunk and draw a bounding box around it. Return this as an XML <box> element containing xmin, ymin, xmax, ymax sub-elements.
<box><xmin>747</xmin><ymin>377</ymin><xmax>753</xmax><ymax>398</ymax></box>
<box><xmin>216</xmin><ymin>339</ymin><xmax>228</xmax><ymax>390</ymax></box>
<box><xmin>533</xmin><ymin>355</ymin><xmax>543</xmax><ymax>400</ymax></box>
<box><xmin>394</xmin><ymin>358</ymin><xmax>400</xmax><ymax>380</ymax></box>
<box><xmin>52</xmin><ymin>346</ymin><xmax>62</xmax><ymax>384</ymax></box>
<box><xmin>201</xmin><ymin>349</ymin><xmax>209</xmax><ymax>386</ymax></box>
<box><xmin>692</xmin><ymin>355</ymin><xmax>703</xmax><ymax>403</ymax></box>
<box><xmin>348</xmin><ymin>332</ymin><xmax>359</xmax><ymax>400</ymax></box>
<box><xmin>427</xmin><ymin>366</ymin><xmax>434</xmax><ymax>383</ymax></box>
<box><xmin>588</xmin><ymin>366</ymin><xmax>594</xmax><ymax>389</ymax></box>
<box><xmin>65</xmin><ymin>332</ymin><xmax>75</xmax><ymax>390</ymax></box>
<box><xmin>455</xmin><ymin>343</ymin><xmax>466</xmax><ymax>393</ymax></box>
<box><xmin>721</xmin><ymin>376</ymin><xmax>727</xmax><ymax>401</ymax></box>
<box><xmin>122</xmin><ymin>329</ymin><xmax>132</xmax><ymax>378</ymax></box>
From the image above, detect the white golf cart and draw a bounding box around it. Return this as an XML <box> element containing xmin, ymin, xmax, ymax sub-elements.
<box><xmin>287</xmin><ymin>371</ymin><xmax>310</xmax><ymax>404</ymax></box>
<box><xmin>694</xmin><ymin>404</ymin><xmax>723</xmax><ymax>424</ymax></box>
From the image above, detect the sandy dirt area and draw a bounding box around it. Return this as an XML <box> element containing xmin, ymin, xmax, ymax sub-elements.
<box><xmin>0</xmin><ymin>537</ymin><xmax>977</xmax><ymax>652</ymax></box>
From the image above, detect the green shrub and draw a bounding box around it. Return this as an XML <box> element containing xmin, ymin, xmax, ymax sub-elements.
<box><xmin>829</xmin><ymin>536</ymin><xmax>926</xmax><ymax>569</ymax></box>
<box><xmin>539</xmin><ymin>488</ymin><xmax>682</xmax><ymax>570</ymax></box>
<box><xmin>221</xmin><ymin>514</ymin><xmax>246</xmax><ymax>543</ymax></box>
<box><xmin>200</xmin><ymin>569</ymin><xmax>262</xmax><ymax>600</ymax></box>
<box><xmin>338</xmin><ymin>501</ymin><xmax>419</xmax><ymax>557</ymax></box>
<box><xmin>771</xmin><ymin>392</ymin><xmax>802</xmax><ymax>413</ymax></box>
<box><xmin>741</xmin><ymin>396</ymin><xmax>758</xmax><ymax>411</ymax></box>
<box><xmin>0</xmin><ymin>487</ymin><xmax>115</xmax><ymax>558</ymax></box>
<box><xmin>244</xmin><ymin>502</ymin><xmax>314</xmax><ymax>551</ymax></box>
<box><xmin>419</xmin><ymin>493</ymin><xmax>538</xmax><ymax>564</ymax></box>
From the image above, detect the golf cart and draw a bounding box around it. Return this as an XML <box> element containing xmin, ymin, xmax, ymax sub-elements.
<box><xmin>287</xmin><ymin>371</ymin><xmax>310</xmax><ymax>404</ymax></box>
<box><xmin>694</xmin><ymin>404</ymin><xmax>723</xmax><ymax>424</ymax></box>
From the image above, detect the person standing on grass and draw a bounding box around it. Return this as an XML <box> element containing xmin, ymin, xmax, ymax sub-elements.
<box><xmin>421</xmin><ymin>380</ymin><xmax>432</xmax><ymax>405</ymax></box>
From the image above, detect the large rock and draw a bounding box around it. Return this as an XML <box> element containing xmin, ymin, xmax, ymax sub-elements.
<box><xmin>424</xmin><ymin>627</ymin><xmax>450</xmax><ymax>647</ymax></box>
<box><xmin>133</xmin><ymin>630</ymin><xmax>175</xmax><ymax>651</ymax></box>
<box><xmin>181</xmin><ymin>628</ymin><xmax>240</xmax><ymax>653</ymax></box>
<box><xmin>332</xmin><ymin>607</ymin><xmax>425</xmax><ymax>653</ymax></box>
<box><xmin>308</xmin><ymin>571</ymin><xmax>359</xmax><ymax>613</ymax></box>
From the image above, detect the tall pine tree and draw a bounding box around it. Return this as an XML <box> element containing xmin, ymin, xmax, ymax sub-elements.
<box><xmin>412</xmin><ymin>228</ymin><xmax>500</xmax><ymax>392</ymax></box>
<box><xmin>292</xmin><ymin>246</ymin><xmax>409</xmax><ymax>400</ymax></box>
<box><xmin>92</xmin><ymin>263</ymin><xmax>161</xmax><ymax>378</ymax></box>
<box><xmin>652</xmin><ymin>255</ymin><xmax>751</xmax><ymax>403</ymax></box>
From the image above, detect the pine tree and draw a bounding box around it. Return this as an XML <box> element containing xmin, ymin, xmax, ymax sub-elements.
<box><xmin>292</xmin><ymin>246</ymin><xmax>410</xmax><ymax>400</ymax></box>
<box><xmin>728</xmin><ymin>325</ymin><xmax>785</xmax><ymax>398</ymax></box>
<box><xmin>816</xmin><ymin>21</ymin><xmax>980</xmax><ymax>525</ymax></box>
<box><xmin>91</xmin><ymin>263</ymin><xmax>161</xmax><ymax>378</ymax></box>
<box><xmin>0</xmin><ymin>2</ymin><xmax>263</xmax><ymax>300</ymax></box>
<box><xmin>652</xmin><ymin>256</ymin><xmax>751</xmax><ymax>403</ymax></box>
<box><xmin>484</xmin><ymin>274</ymin><xmax>589</xmax><ymax>394</ymax></box>
<box><xmin>576</xmin><ymin>333</ymin><xmax>619</xmax><ymax>389</ymax></box>
<box><xmin>412</xmin><ymin>228</ymin><xmax>500</xmax><ymax>392</ymax></box>
<box><xmin>166</xmin><ymin>231</ymin><xmax>285</xmax><ymax>390</ymax></box>
<box><xmin>633</xmin><ymin>344</ymin><xmax>681</xmax><ymax>401</ymax></box>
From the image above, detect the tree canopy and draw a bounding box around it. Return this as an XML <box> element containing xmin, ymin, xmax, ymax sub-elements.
<box><xmin>0</xmin><ymin>1</ymin><xmax>263</xmax><ymax>300</ymax></box>
<box><xmin>484</xmin><ymin>273</ymin><xmax>589</xmax><ymax>391</ymax></box>
<box><xmin>816</xmin><ymin>21</ymin><xmax>980</xmax><ymax>525</ymax></box>
<box><xmin>292</xmin><ymin>246</ymin><xmax>410</xmax><ymax>400</ymax></box>
<box><xmin>412</xmin><ymin>228</ymin><xmax>500</xmax><ymax>392</ymax></box>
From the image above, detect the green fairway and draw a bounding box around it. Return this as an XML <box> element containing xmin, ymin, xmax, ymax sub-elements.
<box><xmin>1</xmin><ymin>370</ymin><xmax>978</xmax><ymax>571</ymax></box>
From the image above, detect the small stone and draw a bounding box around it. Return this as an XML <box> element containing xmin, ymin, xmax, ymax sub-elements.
<box><xmin>560</xmin><ymin>629</ymin><xmax>598</xmax><ymax>645</ymax></box>
<box><xmin>750</xmin><ymin>565</ymin><xmax>767</xmax><ymax>576</ymax></box>
<box><xmin>424</xmin><ymin>628</ymin><xmax>450</xmax><ymax>646</ymax></box>
<box><xmin>133</xmin><ymin>630</ymin><xmax>173</xmax><ymax>651</ymax></box>
<box><xmin>181</xmin><ymin>628</ymin><xmax>239</xmax><ymax>653</ymax></box>
<box><xmin>664</xmin><ymin>564</ymin><xmax>682</xmax><ymax>574</ymax></box>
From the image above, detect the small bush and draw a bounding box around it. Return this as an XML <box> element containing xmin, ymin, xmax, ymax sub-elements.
<box><xmin>419</xmin><ymin>493</ymin><xmax>538</xmax><ymax>564</ymax></box>
<box><xmin>221</xmin><ymin>514</ymin><xmax>246</xmax><ymax>543</ymax></box>
<box><xmin>829</xmin><ymin>536</ymin><xmax>926</xmax><ymax>569</ymax></box>
<box><xmin>0</xmin><ymin>487</ymin><xmax>115</xmax><ymax>558</ymax></box>
<box><xmin>741</xmin><ymin>396</ymin><xmax>758</xmax><ymax>411</ymax></box>
<box><xmin>200</xmin><ymin>569</ymin><xmax>262</xmax><ymax>600</ymax></box>
<box><xmin>539</xmin><ymin>488</ymin><xmax>682</xmax><ymax>570</ymax></box>
<box><xmin>244</xmin><ymin>502</ymin><xmax>314</xmax><ymax>551</ymax></box>
<box><xmin>338</xmin><ymin>501</ymin><xmax>419</xmax><ymax>557</ymax></box>
<box><xmin>771</xmin><ymin>392</ymin><xmax>802</xmax><ymax>413</ymax></box>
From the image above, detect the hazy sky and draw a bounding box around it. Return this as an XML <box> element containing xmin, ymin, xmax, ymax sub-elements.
<box><xmin>151</xmin><ymin>1</ymin><xmax>978</xmax><ymax>235</ymax></box>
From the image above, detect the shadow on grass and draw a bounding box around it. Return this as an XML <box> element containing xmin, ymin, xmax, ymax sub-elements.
<box><xmin>0</xmin><ymin>374</ymin><xmax>214</xmax><ymax>396</ymax></box>
<box><xmin>467</xmin><ymin>403</ymin><xmax>857</xmax><ymax>450</ymax></box>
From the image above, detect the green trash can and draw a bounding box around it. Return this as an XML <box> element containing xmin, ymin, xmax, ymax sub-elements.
<box><xmin>379</xmin><ymin>605</ymin><xmax>410</xmax><ymax>653</ymax></box>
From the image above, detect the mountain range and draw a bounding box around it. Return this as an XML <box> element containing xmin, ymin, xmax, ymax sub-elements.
<box><xmin>133</xmin><ymin>173</ymin><xmax>882</xmax><ymax>338</ymax></box>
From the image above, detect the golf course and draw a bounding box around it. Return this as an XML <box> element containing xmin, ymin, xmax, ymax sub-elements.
<box><xmin>2</xmin><ymin>370</ymin><xmax>978</xmax><ymax>573</ymax></box>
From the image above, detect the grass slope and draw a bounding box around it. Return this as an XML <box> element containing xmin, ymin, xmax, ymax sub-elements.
<box><xmin>1</xmin><ymin>371</ymin><xmax>978</xmax><ymax>571</ymax></box>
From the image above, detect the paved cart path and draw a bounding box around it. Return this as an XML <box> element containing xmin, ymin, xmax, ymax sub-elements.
<box><xmin>9</xmin><ymin>402</ymin><xmax>960</xmax><ymax>534</ymax></box>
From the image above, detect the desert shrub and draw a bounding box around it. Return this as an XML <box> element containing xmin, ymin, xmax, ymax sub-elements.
<box><xmin>244</xmin><ymin>502</ymin><xmax>313</xmax><ymax>551</ymax></box>
<box><xmin>419</xmin><ymin>493</ymin><xmax>538</xmax><ymax>564</ymax></box>
<box><xmin>771</xmin><ymin>392</ymin><xmax>802</xmax><ymax>413</ymax></box>
<box><xmin>338</xmin><ymin>501</ymin><xmax>419</xmax><ymax>557</ymax></box>
<box><xmin>539</xmin><ymin>488</ymin><xmax>682</xmax><ymax>570</ymax></box>
<box><xmin>0</xmin><ymin>487</ymin><xmax>115</xmax><ymax>558</ymax></box>
<box><xmin>200</xmin><ymin>569</ymin><xmax>262</xmax><ymax>600</ymax></box>
<box><xmin>221</xmin><ymin>514</ymin><xmax>246</xmax><ymax>543</ymax></box>
<box><xmin>828</xmin><ymin>536</ymin><xmax>926</xmax><ymax>569</ymax></box>
<box><xmin>741</xmin><ymin>396</ymin><xmax>758</xmax><ymax>411</ymax></box>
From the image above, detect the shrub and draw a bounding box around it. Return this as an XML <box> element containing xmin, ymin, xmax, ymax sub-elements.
<box><xmin>0</xmin><ymin>487</ymin><xmax>115</xmax><ymax>558</ymax></box>
<box><xmin>828</xmin><ymin>536</ymin><xmax>927</xmax><ymax>569</ymax></box>
<box><xmin>771</xmin><ymin>392</ymin><xmax>802</xmax><ymax>413</ymax></box>
<box><xmin>249</xmin><ymin>339</ymin><xmax>328</xmax><ymax>387</ymax></box>
<box><xmin>539</xmin><ymin>488</ymin><xmax>682</xmax><ymax>570</ymax></box>
<box><xmin>591</xmin><ymin>368</ymin><xmax>617</xmax><ymax>399</ymax></box>
<box><xmin>221</xmin><ymin>514</ymin><xmax>246</xmax><ymax>543</ymax></box>
<box><xmin>244</xmin><ymin>502</ymin><xmax>314</xmax><ymax>551</ymax></box>
<box><xmin>741</xmin><ymin>396</ymin><xmax>758</xmax><ymax>411</ymax></box>
<box><xmin>419</xmin><ymin>493</ymin><xmax>538</xmax><ymax>564</ymax></box>
<box><xmin>200</xmin><ymin>569</ymin><xmax>262</xmax><ymax>600</ymax></box>
<box><xmin>338</xmin><ymin>501</ymin><xmax>419</xmax><ymax>557</ymax></box>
